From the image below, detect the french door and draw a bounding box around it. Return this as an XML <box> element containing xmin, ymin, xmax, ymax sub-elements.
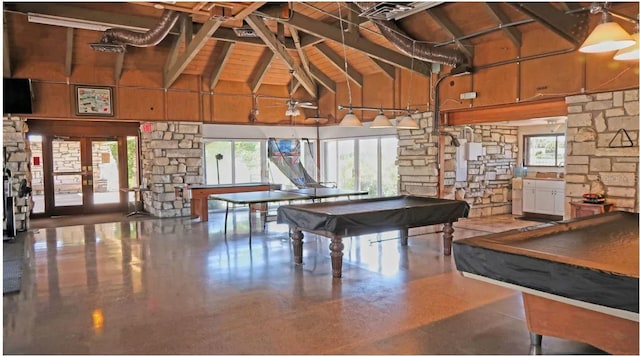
<box><xmin>28</xmin><ymin>120</ymin><xmax>139</xmax><ymax>217</ymax></box>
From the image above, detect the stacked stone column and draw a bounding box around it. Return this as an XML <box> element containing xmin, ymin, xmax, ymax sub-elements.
<box><xmin>2</xmin><ymin>116</ymin><xmax>31</xmax><ymax>230</ymax></box>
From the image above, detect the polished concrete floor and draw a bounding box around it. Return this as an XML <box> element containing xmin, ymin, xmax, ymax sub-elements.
<box><xmin>4</xmin><ymin>210</ymin><xmax>606</xmax><ymax>354</ymax></box>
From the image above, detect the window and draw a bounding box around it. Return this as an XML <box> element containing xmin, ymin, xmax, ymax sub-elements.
<box><xmin>323</xmin><ymin>136</ymin><xmax>398</xmax><ymax>197</ymax></box>
<box><xmin>524</xmin><ymin>134</ymin><xmax>565</xmax><ymax>167</ymax></box>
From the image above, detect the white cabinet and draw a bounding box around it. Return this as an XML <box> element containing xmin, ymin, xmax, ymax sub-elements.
<box><xmin>522</xmin><ymin>179</ymin><xmax>565</xmax><ymax>216</ymax></box>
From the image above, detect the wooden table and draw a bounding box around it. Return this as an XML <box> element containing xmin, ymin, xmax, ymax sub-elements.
<box><xmin>277</xmin><ymin>195</ymin><xmax>470</xmax><ymax>278</ymax></box>
<box><xmin>454</xmin><ymin>212</ymin><xmax>639</xmax><ymax>354</ymax></box>
<box><xmin>187</xmin><ymin>183</ymin><xmax>280</xmax><ymax>222</ymax></box>
<box><xmin>569</xmin><ymin>201</ymin><xmax>614</xmax><ymax>218</ymax></box>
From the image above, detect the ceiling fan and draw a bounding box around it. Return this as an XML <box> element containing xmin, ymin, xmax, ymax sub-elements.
<box><xmin>284</xmin><ymin>70</ymin><xmax>317</xmax><ymax>116</ymax></box>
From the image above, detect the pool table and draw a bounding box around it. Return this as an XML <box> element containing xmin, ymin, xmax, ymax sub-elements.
<box><xmin>277</xmin><ymin>195</ymin><xmax>470</xmax><ymax>278</ymax></box>
<box><xmin>453</xmin><ymin>211</ymin><xmax>639</xmax><ymax>354</ymax></box>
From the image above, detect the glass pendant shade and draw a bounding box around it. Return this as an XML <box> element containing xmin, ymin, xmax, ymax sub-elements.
<box><xmin>614</xmin><ymin>32</ymin><xmax>640</xmax><ymax>60</ymax></box>
<box><xmin>396</xmin><ymin>115</ymin><xmax>419</xmax><ymax>129</ymax></box>
<box><xmin>370</xmin><ymin>112</ymin><xmax>392</xmax><ymax>128</ymax></box>
<box><xmin>339</xmin><ymin>111</ymin><xmax>362</xmax><ymax>127</ymax></box>
<box><xmin>579</xmin><ymin>20</ymin><xmax>635</xmax><ymax>53</ymax></box>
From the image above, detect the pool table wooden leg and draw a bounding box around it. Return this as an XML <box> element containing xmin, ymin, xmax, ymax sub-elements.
<box><xmin>529</xmin><ymin>332</ymin><xmax>542</xmax><ymax>355</ymax></box>
<box><xmin>292</xmin><ymin>228</ymin><xmax>304</xmax><ymax>265</ymax></box>
<box><xmin>443</xmin><ymin>222</ymin><xmax>454</xmax><ymax>255</ymax></box>
<box><xmin>329</xmin><ymin>236</ymin><xmax>344</xmax><ymax>278</ymax></box>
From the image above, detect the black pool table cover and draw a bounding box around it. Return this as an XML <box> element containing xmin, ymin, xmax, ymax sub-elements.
<box><xmin>453</xmin><ymin>211</ymin><xmax>639</xmax><ymax>314</ymax></box>
<box><xmin>277</xmin><ymin>195</ymin><xmax>470</xmax><ymax>235</ymax></box>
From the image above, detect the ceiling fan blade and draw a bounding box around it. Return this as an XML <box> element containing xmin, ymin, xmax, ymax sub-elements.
<box><xmin>298</xmin><ymin>102</ymin><xmax>318</xmax><ymax>109</ymax></box>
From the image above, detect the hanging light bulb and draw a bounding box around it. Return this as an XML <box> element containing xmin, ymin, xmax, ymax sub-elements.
<box><xmin>370</xmin><ymin>110</ymin><xmax>392</xmax><ymax>128</ymax></box>
<box><xmin>396</xmin><ymin>112</ymin><xmax>419</xmax><ymax>129</ymax></box>
<box><xmin>339</xmin><ymin>108</ymin><xmax>362</xmax><ymax>127</ymax></box>
<box><xmin>580</xmin><ymin>11</ymin><xmax>635</xmax><ymax>53</ymax></box>
<box><xmin>614</xmin><ymin>32</ymin><xmax>639</xmax><ymax>60</ymax></box>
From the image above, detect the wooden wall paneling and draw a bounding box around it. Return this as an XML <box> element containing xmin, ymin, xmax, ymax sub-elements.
<box><xmin>335</xmin><ymin>80</ymin><xmax>363</xmax><ymax>121</ymax></box>
<box><xmin>118</xmin><ymin>69</ymin><xmax>162</xmax><ymax>88</ymax></box>
<box><xmin>585</xmin><ymin>55</ymin><xmax>640</xmax><ymax>93</ymax></box>
<box><xmin>362</xmin><ymin>73</ymin><xmax>394</xmax><ymax>121</ymax></box>
<box><xmin>166</xmin><ymin>90</ymin><xmax>201</xmax><ymax>121</ymax></box>
<box><xmin>520</xmin><ymin>51</ymin><xmax>584</xmax><ymax>102</ymax></box>
<box><xmin>201</xmin><ymin>92</ymin><xmax>213</xmax><ymax>123</ymax></box>
<box><xmin>29</xmin><ymin>82</ymin><xmax>71</xmax><ymax>118</ymax></box>
<box><xmin>213</xmin><ymin>94</ymin><xmax>253</xmax><ymax>123</ymax></box>
<box><xmin>436</xmin><ymin>71</ymin><xmax>471</xmax><ymax>112</ymax></box>
<box><xmin>169</xmin><ymin>74</ymin><xmax>201</xmax><ymax>90</ymax></box>
<box><xmin>472</xmin><ymin>64</ymin><xmax>518</xmax><ymax>107</ymax></box>
<box><xmin>70</xmin><ymin>65</ymin><xmax>117</xmax><ymax>86</ymax></box>
<box><xmin>117</xmin><ymin>87</ymin><xmax>164</xmax><ymax>121</ymax></box>
<box><xmin>398</xmin><ymin>69</ymin><xmax>431</xmax><ymax>113</ymax></box>
<box><xmin>255</xmin><ymin>84</ymin><xmax>290</xmax><ymax>124</ymax></box>
<box><xmin>214</xmin><ymin>80</ymin><xmax>252</xmax><ymax>94</ymax></box>
<box><xmin>318</xmin><ymin>86</ymin><xmax>337</xmax><ymax>124</ymax></box>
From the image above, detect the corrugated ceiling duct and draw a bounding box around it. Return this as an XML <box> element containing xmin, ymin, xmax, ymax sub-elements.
<box><xmin>91</xmin><ymin>10</ymin><xmax>180</xmax><ymax>52</ymax></box>
<box><xmin>355</xmin><ymin>2</ymin><xmax>467</xmax><ymax>67</ymax></box>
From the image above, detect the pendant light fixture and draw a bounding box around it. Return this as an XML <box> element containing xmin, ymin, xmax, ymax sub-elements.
<box><xmin>614</xmin><ymin>32</ymin><xmax>640</xmax><ymax>60</ymax></box>
<box><xmin>396</xmin><ymin>41</ymin><xmax>419</xmax><ymax>130</ymax></box>
<box><xmin>580</xmin><ymin>7</ymin><xmax>635</xmax><ymax>53</ymax></box>
<box><xmin>370</xmin><ymin>109</ymin><xmax>393</xmax><ymax>128</ymax></box>
<box><xmin>336</xmin><ymin>4</ymin><xmax>362</xmax><ymax>127</ymax></box>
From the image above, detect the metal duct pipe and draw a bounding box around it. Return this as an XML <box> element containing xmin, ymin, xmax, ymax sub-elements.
<box><xmin>91</xmin><ymin>10</ymin><xmax>180</xmax><ymax>52</ymax></box>
<box><xmin>354</xmin><ymin>2</ymin><xmax>467</xmax><ymax>67</ymax></box>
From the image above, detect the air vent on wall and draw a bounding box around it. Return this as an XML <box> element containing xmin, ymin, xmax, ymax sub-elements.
<box><xmin>359</xmin><ymin>2</ymin><xmax>444</xmax><ymax>21</ymax></box>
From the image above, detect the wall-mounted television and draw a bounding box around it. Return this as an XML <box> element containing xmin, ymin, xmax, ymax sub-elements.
<box><xmin>3</xmin><ymin>78</ymin><xmax>33</xmax><ymax>115</ymax></box>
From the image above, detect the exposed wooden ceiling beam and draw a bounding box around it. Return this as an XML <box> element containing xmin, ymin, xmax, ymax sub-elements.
<box><xmin>371</xmin><ymin>58</ymin><xmax>395</xmax><ymax>80</ymax></box>
<box><xmin>231</xmin><ymin>2</ymin><xmax>267</xmax><ymax>21</ymax></box>
<box><xmin>427</xmin><ymin>8</ymin><xmax>474</xmax><ymax>60</ymax></box>
<box><xmin>114</xmin><ymin>51</ymin><xmax>125</xmax><ymax>82</ymax></box>
<box><xmin>65</xmin><ymin>27</ymin><xmax>74</xmax><ymax>77</ymax></box>
<box><xmin>259</xmin><ymin>9</ymin><xmax>431</xmax><ymax>76</ymax></box>
<box><xmin>245</xmin><ymin>15</ymin><xmax>316</xmax><ymax>98</ymax></box>
<box><xmin>3</xmin><ymin>13</ymin><xmax>11</xmax><ymax>77</ymax></box>
<box><xmin>314</xmin><ymin>42</ymin><xmax>363</xmax><ymax>87</ymax></box>
<box><xmin>299</xmin><ymin>33</ymin><xmax>324</xmax><ymax>48</ymax></box>
<box><xmin>512</xmin><ymin>3</ymin><xmax>588</xmax><ymax>45</ymax></box>
<box><xmin>249</xmin><ymin>49</ymin><xmax>275</xmax><ymax>93</ymax></box>
<box><xmin>165</xmin><ymin>15</ymin><xmax>188</xmax><ymax>70</ymax></box>
<box><xmin>308</xmin><ymin>62</ymin><xmax>336</xmax><ymax>93</ymax></box>
<box><xmin>208</xmin><ymin>41</ymin><xmax>235</xmax><ymax>90</ymax></box>
<box><xmin>289</xmin><ymin>27</ymin><xmax>312</xmax><ymax>80</ymax></box>
<box><xmin>164</xmin><ymin>18</ymin><xmax>222</xmax><ymax>88</ymax></box>
<box><xmin>485</xmin><ymin>3</ymin><xmax>521</xmax><ymax>48</ymax></box>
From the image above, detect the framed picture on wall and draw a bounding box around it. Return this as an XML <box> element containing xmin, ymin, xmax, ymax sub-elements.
<box><xmin>75</xmin><ymin>86</ymin><xmax>113</xmax><ymax>116</ymax></box>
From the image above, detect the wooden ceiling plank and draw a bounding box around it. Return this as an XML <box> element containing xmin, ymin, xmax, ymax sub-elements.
<box><xmin>309</xmin><ymin>62</ymin><xmax>336</xmax><ymax>93</ymax></box>
<box><xmin>249</xmin><ymin>49</ymin><xmax>275</xmax><ymax>93</ymax></box>
<box><xmin>262</xmin><ymin>9</ymin><xmax>431</xmax><ymax>76</ymax></box>
<box><xmin>371</xmin><ymin>58</ymin><xmax>395</xmax><ymax>80</ymax></box>
<box><xmin>513</xmin><ymin>3</ymin><xmax>588</xmax><ymax>45</ymax></box>
<box><xmin>245</xmin><ymin>15</ymin><xmax>316</xmax><ymax>98</ymax></box>
<box><xmin>193</xmin><ymin>2</ymin><xmax>208</xmax><ymax>12</ymax></box>
<box><xmin>114</xmin><ymin>51</ymin><xmax>125</xmax><ymax>82</ymax></box>
<box><xmin>209</xmin><ymin>41</ymin><xmax>235</xmax><ymax>89</ymax></box>
<box><xmin>3</xmin><ymin>13</ymin><xmax>10</xmax><ymax>77</ymax></box>
<box><xmin>231</xmin><ymin>2</ymin><xmax>267</xmax><ymax>21</ymax></box>
<box><xmin>485</xmin><ymin>3</ymin><xmax>521</xmax><ymax>48</ymax></box>
<box><xmin>315</xmin><ymin>42</ymin><xmax>363</xmax><ymax>87</ymax></box>
<box><xmin>427</xmin><ymin>8</ymin><xmax>474</xmax><ymax>60</ymax></box>
<box><xmin>65</xmin><ymin>27</ymin><xmax>74</xmax><ymax>77</ymax></box>
<box><xmin>164</xmin><ymin>17</ymin><xmax>222</xmax><ymax>88</ymax></box>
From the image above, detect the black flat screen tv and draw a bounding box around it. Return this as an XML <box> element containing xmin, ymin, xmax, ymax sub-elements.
<box><xmin>3</xmin><ymin>78</ymin><xmax>33</xmax><ymax>115</ymax></box>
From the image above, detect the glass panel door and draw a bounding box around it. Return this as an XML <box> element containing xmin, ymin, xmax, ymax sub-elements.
<box><xmin>52</xmin><ymin>137</ymin><xmax>85</xmax><ymax>208</ymax></box>
<box><xmin>91</xmin><ymin>139</ymin><xmax>120</xmax><ymax>205</ymax></box>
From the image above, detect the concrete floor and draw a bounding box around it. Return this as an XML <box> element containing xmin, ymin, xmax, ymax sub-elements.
<box><xmin>4</xmin><ymin>210</ymin><xmax>605</xmax><ymax>354</ymax></box>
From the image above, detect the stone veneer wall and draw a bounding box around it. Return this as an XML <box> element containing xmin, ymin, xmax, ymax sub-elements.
<box><xmin>447</xmin><ymin>125</ymin><xmax>518</xmax><ymax>217</ymax></box>
<box><xmin>3</xmin><ymin>116</ymin><xmax>31</xmax><ymax>230</ymax></box>
<box><xmin>397</xmin><ymin>113</ymin><xmax>517</xmax><ymax>217</ymax></box>
<box><xmin>564</xmin><ymin>89</ymin><xmax>639</xmax><ymax>216</ymax></box>
<box><xmin>140</xmin><ymin>121</ymin><xmax>203</xmax><ymax>218</ymax></box>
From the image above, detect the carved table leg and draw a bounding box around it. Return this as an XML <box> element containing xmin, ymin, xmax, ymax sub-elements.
<box><xmin>291</xmin><ymin>228</ymin><xmax>304</xmax><ymax>265</ymax></box>
<box><xmin>442</xmin><ymin>222</ymin><xmax>454</xmax><ymax>255</ymax></box>
<box><xmin>400</xmin><ymin>228</ymin><xmax>409</xmax><ymax>246</ymax></box>
<box><xmin>329</xmin><ymin>236</ymin><xmax>344</xmax><ymax>278</ymax></box>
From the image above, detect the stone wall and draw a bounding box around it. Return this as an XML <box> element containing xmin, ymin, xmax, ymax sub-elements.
<box><xmin>140</xmin><ymin>121</ymin><xmax>203</xmax><ymax>218</ymax></box>
<box><xmin>448</xmin><ymin>125</ymin><xmax>518</xmax><ymax>217</ymax></box>
<box><xmin>3</xmin><ymin>116</ymin><xmax>31</xmax><ymax>231</ymax></box>
<box><xmin>564</xmin><ymin>89</ymin><xmax>639</xmax><ymax>215</ymax></box>
<box><xmin>397</xmin><ymin>113</ymin><xmax>517</xmax><ymax>217</ymax></box>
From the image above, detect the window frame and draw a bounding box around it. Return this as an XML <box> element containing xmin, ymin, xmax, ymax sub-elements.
<box><xmin>523</xmin><ymin>133</ymin><xmax>565</xmax><ymax>168</ymax></box>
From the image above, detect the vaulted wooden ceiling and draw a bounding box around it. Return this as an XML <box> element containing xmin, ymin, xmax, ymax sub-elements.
<box><xmin>3</xmin><ymin>2</ymin><xmax>639</xmax><ymax>105</ymax></box>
